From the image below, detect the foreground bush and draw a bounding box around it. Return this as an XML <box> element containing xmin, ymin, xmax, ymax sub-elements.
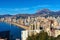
<box><xmin>26</xmin><ymin>31</ymin><xmax>60</xmax><ymax>40</ymax></box>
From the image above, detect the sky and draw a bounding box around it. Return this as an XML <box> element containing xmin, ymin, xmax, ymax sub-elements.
<box><xmin>0</xmin><ymin>0</ymin><xmax>60</xmax><ymax>15</ymax></box>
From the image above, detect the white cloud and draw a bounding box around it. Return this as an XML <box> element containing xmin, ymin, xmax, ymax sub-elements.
<box><xmin>0</xmin><ymin>5</ymin><xmax>52</xmax><ymax>15</ymax></box>
<box><xmin>32</xmin><ymin>5</ymin><xmax>50</xmax><ymax>8</ymax></box>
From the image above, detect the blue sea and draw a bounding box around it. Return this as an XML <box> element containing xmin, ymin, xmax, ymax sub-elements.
<box><xmin>0</xmin><ymin>22</ymin><xmax>24</xmax><ymax>40</ymax></box>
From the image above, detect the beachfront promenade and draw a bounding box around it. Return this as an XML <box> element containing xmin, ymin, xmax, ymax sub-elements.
<box><xmin>7</xmin><ymin>22</ymin><xmax>29</xmax><ymax>30</ymax></box>
<box><xmin>9</xmin><ymin>22</ymin><xmax>29</xmax><ymax>30</ymax></box>
<box><xmin>0</xmin><ymin>20</ymin><xmax>29</xmax><ymax>30</ymax></box>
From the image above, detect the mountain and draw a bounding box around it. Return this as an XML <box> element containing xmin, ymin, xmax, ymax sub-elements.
<box><xmin>35</xmin><ymin>9</ymin><xmax>60</xmax><ymax>17</ymax></box>
<box><xmin>0</xmin><ymin>14</ymin><xmax>12</xmax><ymax>18</ymax></box>
<box><xmin>0</xmin><ymin>9</ymin><xmax>60</xmax><ymax>18</ymax></box>
<box><xmin>36</xmin><ymin>9</ymin><xmax>51</xmax><ymax>14</ymax></box>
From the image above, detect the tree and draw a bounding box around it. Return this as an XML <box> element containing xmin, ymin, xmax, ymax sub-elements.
<box><xmin>26</xmin><ymin>30</ymin><xmax>48</xmax><ymax>40</ymax></box>
<box><xmin>26</xmin><ymin>30</ymin><xmax>60</xmax><ymax>40</ymax></box>
<box><xmin>56</xmin><ymin>35</ymin><xmax>60</xmax><ymax>40</ymax></box>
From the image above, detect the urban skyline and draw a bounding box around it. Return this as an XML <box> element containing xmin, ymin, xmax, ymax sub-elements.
<box><xmin>0</xmin><ymin>0</ymin><xmax>60</xmax><ymax>40</ymax></box>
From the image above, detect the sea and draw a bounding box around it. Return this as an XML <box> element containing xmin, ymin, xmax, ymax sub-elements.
<box><xmin>0</xmin><ymin>22</ymin><xmax>24</xmax><ymax>40</ymax></box>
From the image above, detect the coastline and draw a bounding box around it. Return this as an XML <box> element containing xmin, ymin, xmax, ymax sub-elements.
<box><xmin>7</xmin><ymin>22</ymin><xmax>29</xmax><ymax>30</ymax></box>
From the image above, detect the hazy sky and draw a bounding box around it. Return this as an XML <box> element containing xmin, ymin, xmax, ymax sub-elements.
<box><xmin>0</xmin><ymin>0</ymin><xmax>60</xmax><ymax>15</ymax></box>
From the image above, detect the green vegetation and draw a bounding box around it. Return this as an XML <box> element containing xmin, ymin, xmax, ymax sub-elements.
<box><xmin>26</xmin><ymin>31</ymin><xmax>60</xmax><ymax>40</ymax></box>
